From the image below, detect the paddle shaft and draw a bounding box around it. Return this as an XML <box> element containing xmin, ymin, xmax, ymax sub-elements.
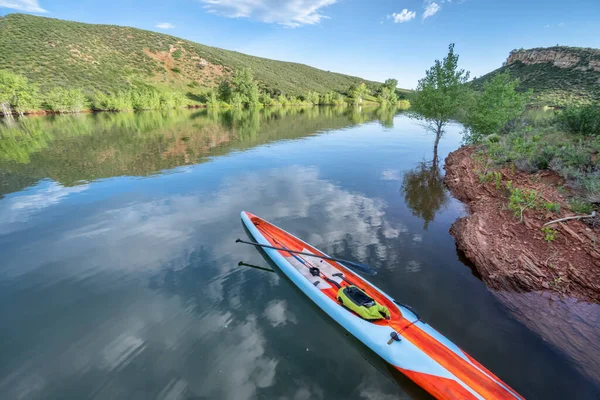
<box><xmin>235</xmin><ymin>238</ymin><xmax>374</xmax><ymax>274</ymax></box>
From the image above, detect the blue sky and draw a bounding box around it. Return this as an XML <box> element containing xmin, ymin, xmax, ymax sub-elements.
<box><xmin>1</xmin><ymin>0</ymin><xmax>599</xmax><ymax>88</ymax></box>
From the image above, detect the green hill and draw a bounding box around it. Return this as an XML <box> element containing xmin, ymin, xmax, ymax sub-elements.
<box><xmin>0</xmin><ymin>13</ymin><xmax>381</xmax><ymax>97</ymax></box>
<box><xmin>472</xmin><ymin>46</ymin><xmax>600</xmax><ymax>107</ymax></box>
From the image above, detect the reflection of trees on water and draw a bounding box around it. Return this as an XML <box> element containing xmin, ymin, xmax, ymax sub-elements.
<box><xmin>400</xmin><ymin>149</ymin><xmax>448</xmax><ymax>230</ymax></box>
<box><xmin>0</xmin><ymin>106</ymin><xmax>384</xmax><ymax>196</ymax></box>
<box><xmin>375</xmin><ymin>106</ymin><xmax>397</xmax><ymax>128</ymax></box>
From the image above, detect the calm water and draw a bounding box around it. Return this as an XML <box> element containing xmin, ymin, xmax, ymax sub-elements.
<box><xmin>0</xmin><ymin>107</ymin><xmax>597</xmax><ymax>399</ymax></box>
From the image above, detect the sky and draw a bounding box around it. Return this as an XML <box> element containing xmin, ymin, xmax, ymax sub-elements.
<box><xmin>0</xmin><ymin>0</ymin><xmax>599</xmax><ymax>89</ymax></box>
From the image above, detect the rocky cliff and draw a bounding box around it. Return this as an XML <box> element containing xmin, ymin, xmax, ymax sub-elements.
<box><xmin>507</xmin><ymin>47</ymin><xmax>600</xmax><ymax>72</ymax></box>
<box><xmin>472</xmin><ymin>46</ymin><xmax>600</xmax><ymax>106</ymax></box>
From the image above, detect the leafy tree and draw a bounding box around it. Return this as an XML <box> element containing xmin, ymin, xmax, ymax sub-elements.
<box><xmin>232</xmin><ymin>67</ymin><xmax>260</xmax><ymax>107</ymax></box>
<box><xmin>384</xmin><ymin>78</ymin><xmax>398</xmax><ymax>92</ymax></box>
<box><xmin>350</xmin><ymin>82</ymin><xmax>368</xmax><ymax>105</ymax></box>
<box><xmin>217</xmin><ymin>80</ymin><xmax>232</xmax><ymax>103</ymax></box>
<box><xmin>377</xmin><ymin>87</ymin><xmax>396</xmax><ymax>105</ymax></box>
<box><xmin>463</xmin><ymin>71</ymin><xmax>529</xmax><ymax>143</ymax></box>
<box><xmin>277</xmin><ymin>94</ymin><xmax>290</xmax><ymax>107</ymax></box>
<box><xmin>556</xmin><ymin>103</ymin><xmax>600</xmax><ymax>136</ymax></box>
<box><xmin>332</xmin><ymin>93</ymin><xmax>346</xmax><ymax>106</ymax></box>
<box><xmin>306</xmin><ymin>90</ymin><xmax>320</xmax><ymax>105</ymax></box>
<box><xmin>230</xmin><ymin>92</ymin><xmax>244</xmax><ymax>108</ymax></box>
<box><xmin>0</xmin><ymin>70</ymin><xmax>40</xmax><ymax>114</ymax></box>
<box><xmin>378</xmin><ymin>78</ymin><xmax>399</xmax><ymax>105</ymax></box>
<box><xmin>320</xmin><ymin>92</ymin><xmax>333</xmax><ymax>105</ymax></box>
<box><xmin>206</xmin><ymin>89</ymin><xmax>219</xmax><ymax>108</ymax></box>
<box><xmin>411</xmin><ymin>43</ymin><xmax>470</xmax><ymax>153</ymax></box>
<box><xmin>247</xmin><ymin>84</ymin><xmax>260</xmax><ymax>107</ymax></box>
<box><xmin>259</xmin><ymin>92</ymin><xmax>274</xmax><ymax>106</ymax></box>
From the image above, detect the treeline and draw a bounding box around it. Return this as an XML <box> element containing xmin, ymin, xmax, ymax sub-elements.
<box><xmin>0</xmin><ymin>68</ymin><xmax>410</xmax><ymax>116</ymax></box>
<box><xmin>0</xmin><ymin>70</ymin><xmax>188</xmax><ymax>115</ymax></box>
<box><xmin>205</xmin><ymin>68</ymin><xmax>410</xmax><ymax>109</ymax></box>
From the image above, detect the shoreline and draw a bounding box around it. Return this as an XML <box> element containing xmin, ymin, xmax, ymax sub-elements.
<box><xmin>443</xmin><ymin>145</ymin><xmax>600</xmax><ymax>386</ymax></box>
<box><xmin>0</xmin><ymin>104</ymin><xmax>207</xmax><ymax>118</ymax></box>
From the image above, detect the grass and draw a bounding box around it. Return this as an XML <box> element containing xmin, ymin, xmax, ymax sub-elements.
<box><xmin>471</xmin><ymin>46</ymin><xmax>600</xmax><ymax>107</ymax></box>
<box><xmin>0</xmin><ymin>13</ymin><xmax>386</xmax><ymax>99</ymax></box>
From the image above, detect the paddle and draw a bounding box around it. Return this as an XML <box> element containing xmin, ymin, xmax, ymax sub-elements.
<box><xmin>235</xmin><ymin>238</ymin><xmax>377</xmax><ymax>275</ymax></box>
<box><xmin>237</xmin><ymin>261</ymin><xmax>275</xmax><ymax>273</ymax></box>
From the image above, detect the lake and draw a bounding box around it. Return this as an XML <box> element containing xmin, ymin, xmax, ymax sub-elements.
<box><xmin>0</xmin><ymin>107</ymin><xmax>598</xmax><ymax>399</ymax></box>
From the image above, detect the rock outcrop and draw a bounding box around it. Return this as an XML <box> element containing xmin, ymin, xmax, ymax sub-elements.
<box><xmin>507</xmin><ymin>47</ymin><xmax>600</xmax><ymax>72</ymax></box>
<box><xmin>444</xmin><ymin>146</ymin><xmax>600</xmax><ymax>386</ymax></box>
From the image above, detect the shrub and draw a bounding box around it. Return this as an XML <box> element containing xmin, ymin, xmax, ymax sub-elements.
<box><xmin>556</xmin><ymin>104</ymin><xmax>600</xmax><ymax>136</ymax></box>
<box><xmin>569</xmin><ymin>198</ymin><xmax>593</xmax><ymax>214</ymax></box>
<box><xmin>171</xmin><ymin>67</ymin><xmax>181</xmax><ymax>73</ymax></box>
<box><xmin>44</xmin><ymin>88</ymin><xmax>89</xmax><ymax>113</ymax></box>
<box><xmin>541</xmin><ymin>226</ymin><xmax>558</xmax><ymax>242</ymax></box>
<box><xmin>506</xmin><ymin>182</ymin><xmax>540</xmax><ymax>223</ymax></box>
<box><xmin>92</xmin><ymin>90</ymin><xmax>133</xmax><ymax>111</ymax></box>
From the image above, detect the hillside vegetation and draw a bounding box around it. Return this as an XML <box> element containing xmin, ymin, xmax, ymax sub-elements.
<box><xmin>472</xmin><ymin>46</ymin><xmax>600</xmax><ymax>107</ymax></box>
<box><xmin>0</xmin><ymin>13</ymin><xmax>382</xmax><ymax>97</ymax></box>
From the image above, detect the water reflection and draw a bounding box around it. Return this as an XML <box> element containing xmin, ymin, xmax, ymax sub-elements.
<box><xmin>0</xmin><ymin>106</ymin><xmax>391</xmax><ymax>197</ymax></box>
<box><xmin>400</xmin><ymin>148</ymin><xmax>448</xmax><ymax>230</ymax></box>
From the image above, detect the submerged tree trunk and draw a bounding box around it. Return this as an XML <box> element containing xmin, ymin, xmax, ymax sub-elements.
<box><xmin>433</xmin><ymin>122</ymin><xmax>443</xmax><ymax>169</ymax></box>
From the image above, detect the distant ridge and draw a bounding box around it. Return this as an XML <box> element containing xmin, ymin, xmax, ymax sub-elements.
<box><xmin>0</xmin><ymin>13</ymin><xmax>383</xmax><ymax>96</ymax></box>
<box><xmin>472</xmin><ymin>46</ymin><xmax>600</xmax><ymax>106</ymax></box>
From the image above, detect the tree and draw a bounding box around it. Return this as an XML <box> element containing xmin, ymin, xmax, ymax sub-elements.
<box><xmin>232</xmin><ymin>67</ymin><xmax>260</xmax><ymax>107</ymax></box>
<box><xmin>217</xmin><ymin>80</ymin><xmax>232</xmax><ymax>103</ymax></box>
<box><xmin>306</xmin><ymin>90</ymin><xmax>320</xmax><ymax>105</ymax></box>
<box><xmin>377</xmin><ymin>87</ymin><xmax>396</xmax><ymax>105</ymax></box>
<box><xmin>0</xmin><ymin>70</ymin><xmax>40</xmax><ymax>115</ymax></box>
<box><xmin>411</xmin><ymin>43</ymin><xmax>470</xmax><ymax>154</ymax></box>
<box><xmin>384</xmin><ymin>78</ymin><xmax>398</xmax><ymax>92</ymax></box>
<box><xmin>350</xmin><ymin>82</ymin><xmax>368</xmax><ymax>105</ymax></box>
<box><xmin>206</xmin><ymin>89</ymin><xmax>219</xmax><ymax>108</ymax></box>
<box><xmin>463</xmin><ymin>71</ymin><xmax>528</xmax><ymax>143</ymax></box>
<box><xmin>259</xmin><ymin>92</ymin><xmax>274</xmax><ymax>106</ymax></box>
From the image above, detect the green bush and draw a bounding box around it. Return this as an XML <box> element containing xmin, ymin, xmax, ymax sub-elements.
<box><xmin>463</xmin><ymin>71</ymin><xmax>529</xmax><ymax>143</ymax></box>
<box><xmin>569</xmin><ymin>198</ymin><xmax>593</xmax><ymax>214</ymax></box>
<box><xmin>556</xmin><ymin>104</ymin><xmax>600</xmax><ymax>136</ymax></box>
<box><xmin>44</xmin><ymin>88</ymin><xmax>89</xmax><ymax>113</ymax></box>
<box><xmin>0</xmin><ymin>70</ymin><xmax>40</xmax><ymax>113</ymax></box>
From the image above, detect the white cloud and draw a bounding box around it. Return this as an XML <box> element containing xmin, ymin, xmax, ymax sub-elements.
<box><xmin>423</xmin><ymin>2</ymin><xmax>440</xmax><ymax>19</ymax></box>
<box><xmin>380</xmin><ymin>169</ymin><xmax>401</xmax><ymax>181</ymax></box>
<box><xmin>391</xmin><ymin>9</ymin><xmax>416</xmax><ymax>23</ymax></box>
<box><xmin>0</xmin><ymin>0</ymin><xmax>46</xmax><ymax>13</ymax></box>
<box><xmin>198</xmin><ymin>0</ymin><xmax>337</xmax><ymax>27</ymax></box>
<box><xmin>155</xmin><ymin>22</ymin><xmax>175</xmax><ymax>29</ymax></box>
<box><xmin>263</xmin><ymin>300</ymin><xmax>297</xmax><ymax>327</ymax></box>
<box><xmin>0</xmin><ymin>180</ymin><xmax>89</xmax><ymax>234</ymax></box>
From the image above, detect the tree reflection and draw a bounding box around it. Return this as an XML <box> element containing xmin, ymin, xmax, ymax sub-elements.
<box><xmin>400</xmin><ymin>149</ymin><xmax>448</xmax><ymax>230</ymax></box>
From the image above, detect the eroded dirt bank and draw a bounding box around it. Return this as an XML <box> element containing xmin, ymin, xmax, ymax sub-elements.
<box><xmin>444</xmin><ymin>146</ymin><xmax>600</xmax><ymax>386</ymax></box>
